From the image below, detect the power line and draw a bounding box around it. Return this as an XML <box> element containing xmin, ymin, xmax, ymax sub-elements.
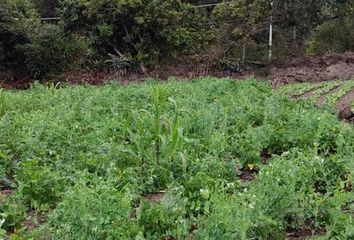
<box><xmin>41</xmin><ymin>17</ymin><xmax>60</xmax><ymax>21</ymax></box>
<box><xmin>195</xmin><ymin>1</ymin><xmax>232</xmax><ymax>8</ymax></box>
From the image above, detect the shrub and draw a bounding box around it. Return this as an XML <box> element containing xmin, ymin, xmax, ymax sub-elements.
<box><xmin>0</xmin><ymin>0</ymin><xmax>39</xmax><ymax>73</ymax></box>
<box><xmin>60</xmin><ymin>0</ymin><xmax>213</xmax><ymax>66</ymax></box>
<box><xmin>307</xmin><ymin>17</ymin><xmax>354</xmax><ymax>55</ymax></box>
<box><xmin>18</xmin><ymin>24</ymin><xmax>89</xmax><ymax>79</ymax></box>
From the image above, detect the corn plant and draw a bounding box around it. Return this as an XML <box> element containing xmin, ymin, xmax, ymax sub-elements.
<box><xmin>153</xmin><ymin>86</ymin><xmax>167</xmax><ymax>166</ymax></box>
<box><xmin>0</xmin><ymin>89</ymin><xmax>7</xmax><ymax>118</ymax></box>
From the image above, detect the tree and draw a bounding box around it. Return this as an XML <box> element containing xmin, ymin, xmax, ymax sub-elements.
<box><xmin>60</xmin><ymin>0</ymin><xmax>214</xmax><ymax>66</ymax></box>
<box><xmin>31</xmin><ymin>0</ymin><xmax>59</xmax><ymax>17</ymax></box>
<box><xmin>212</xmin><ymin>0</ymin><xmax>353</xmax><ymax>61</ymax></box>
<box><xmin>0</xmin><ymin>0</ymin><xmax>39</xmax><ymax>73</ymax></box>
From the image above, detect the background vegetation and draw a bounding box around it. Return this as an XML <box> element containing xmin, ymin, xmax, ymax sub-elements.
<box><xmin>0</xmin><ymin>0</ymin><xmax>353</xmax><ymax>81</ymax></box>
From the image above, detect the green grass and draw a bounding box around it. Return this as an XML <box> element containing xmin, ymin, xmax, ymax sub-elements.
<box><xmin>0</xmin><ymin>78</ymin><xmax>353</xmax><ymax>240</ymax></box>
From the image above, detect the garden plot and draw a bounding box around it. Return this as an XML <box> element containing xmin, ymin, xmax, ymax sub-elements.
<box><xmin>0</xmin><ymin>78</ymin><xmax>353</xmax><ymax>240</ymax></box>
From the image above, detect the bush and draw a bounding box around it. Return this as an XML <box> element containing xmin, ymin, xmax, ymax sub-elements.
<box><xmin>1</xmin><ymin>1</ymin><xmax>88</xmax><ymax>80</ymax></box>
<box><xmin>60</xmin><ymin>0</ymin><xmax>213</xmax><ymax>66</ymax></box>
<box><xmin>0</xmin><ymin>0</ymin><xmax>39</xmax><ymax>73</ymax></box>
<box><xmin>18</xmin><ymin>24</ymin><xmax>89</xmax><ymax>79</ymax></box>
<box><xmin>307</xmin><ymin>17</ymin><xmax>354</xmax><ymax>55</ymax></box>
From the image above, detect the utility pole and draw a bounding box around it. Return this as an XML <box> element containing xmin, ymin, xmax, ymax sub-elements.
<box><xmin>269</xmin><ymin>1</ymin><xmax>273</xmax><ymax>60</ymax></box>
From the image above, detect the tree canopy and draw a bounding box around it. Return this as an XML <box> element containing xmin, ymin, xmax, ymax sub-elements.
<box><xmin>0</xmin><ymin>0</ymin><xmax>353</xmax><ymax>79</ymax></box>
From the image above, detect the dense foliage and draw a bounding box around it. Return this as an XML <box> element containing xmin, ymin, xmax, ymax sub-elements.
<box><xmin>0</xmin><ymin>78</ymin><xmax>353</xmax><ymax>239</ymax></box>
<box><xmin>1</xmin><ymin>0</ymin><xmax>353</xmax><ymax>80</ymax></box>
<box><xmin>0</xmin><ymin>0</ymin><xmax>39</xmax><ymax>74</ymax></box>
<box><xmin>60</xmin><ymin>0</ymin><xmax>213</xmax><ymax>67</ymax></box>
<box><xmin>0</xmin><ymin>0</ymin><xmax>87</xmax><ymax>80</ymax></box>
<box><xmin>31</xmin><ymin>0</ymin><xmax>58</xmax><ymax>17</ymax></box>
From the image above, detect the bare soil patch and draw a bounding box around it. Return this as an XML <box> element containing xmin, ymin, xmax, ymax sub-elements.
<box><xmin>270</xmin><ymin>52</ymin><xmax>354</xmax><ymax>87</ymax></box>
<box><xmin>21</xmin><ymin>210</ymin><xmax>47</xmax><ymax>232</ymax></box>
<box><xmin>239</xmin><ymin>149</ymin><xmax>272</xmax><ymax>181</ymax></box>
<box><xmin>0</xmin><ymin>189</ymin><xmax>14</xmax><ymax>205</ymax></box>
<box><xmin>286</xmin><ymin>228</ymin><xmax>326</xmax><ymax>240</ymax></box>
<box><xmin>239</xmin><ymin>169</ymin><xmax>257</xmax><ymax>181</ymax></box>
<box><xmin>144</xmin><ymin>191</ymin><xmax>166</xmax><ymax>203</ymax></box>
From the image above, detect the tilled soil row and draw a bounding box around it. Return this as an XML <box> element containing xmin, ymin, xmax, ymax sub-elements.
<box><xmin>292</xmin><ymin>86</ymin><xmax>324</xmax><ymax>99</ymax></box>
<box><xmin>316</xmin><ymin>84</ymin><xmax>344</xmax><ymax>106</ymax></box>
<box><xmin>336</xmin><ymin>88</ymin><xmax>354</xmax><ymax>122</ymax></box>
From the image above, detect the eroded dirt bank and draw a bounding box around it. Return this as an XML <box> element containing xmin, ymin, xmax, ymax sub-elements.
<box><xmin>270</xmin><ymin>52</ymin><xmax>354</xmax><ymax>87</ymax></box>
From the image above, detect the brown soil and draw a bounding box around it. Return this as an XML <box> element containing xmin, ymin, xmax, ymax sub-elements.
<box><xmin>335</xmin><ymin>88</ymin><xmax>354</xmax><ymax>121</ymax></box>
<box><xmin>286</xmin><ymin>228</ymin><xmax>326</xmax><ymax>240</ymax></box>
<box><xmin>261</xmin><ymin>149</ymin><xmax>272</xmax><ymax>164</ymax></box>
<box><xmin>21</xmin><ymin>210</ymin><xmax>47</xmax><ymax>232</ymax></box>
<box><xmin>1</xmin><ymin>52</ymin><xmax>354</xmax><ymax>91</ymax></box>
<box><xmin>0</xmin><ymin>77</ymin><xmax>32</xmax><ymax>90</ymax></box>
<box><xmin>0</xmin><ymin>189</ymin><xmax>14</xmax><ymax>205</ymax></box>
<box><xmin>239</xmin><ymin>169</ymin><xmax>257</xmax><ymax>181</ymax></box>
<box><xmin>144</xmin><ymin>192</ymin><xmax>166</xmax><ymax>203</ymax></box>
<box><xmin>270</xmin><ymin>52</ymin><xmax>354</xmax><ymax>87</ymax></box>
<box><xmin>240</xmin><ymin>150</ymin><xmax>272</xmax><ymax>181</ymax></box>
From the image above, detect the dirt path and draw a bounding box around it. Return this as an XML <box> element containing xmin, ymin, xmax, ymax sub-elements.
<box><xmin>335</xmin><ymin>88</ymin><xmax>354</xmax><ymax>121</ymax></box>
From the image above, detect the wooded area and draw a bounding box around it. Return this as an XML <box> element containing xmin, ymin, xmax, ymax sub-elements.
<box><xmin>0</xmin><ymin>0</ymin><xmax>353</xmax><ymax>80</ymax></box>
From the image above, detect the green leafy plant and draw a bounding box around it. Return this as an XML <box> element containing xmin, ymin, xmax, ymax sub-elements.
<box><xmin>137</xmin><ymin>195</ymin><xmax>189</xmax><ymax>239</ymax></box>
<box><xmin>16</xmin><ymin>159</ymin><xmax>65</xmax><ymax>209</ymax></box>
<box><xmin>0</xmin><ymin>78</ymin><xmax>352</xmax><ymax>239</ymax></box>
<box><xmin>0</xmin><ymin>219</ymin><xmax>6</xmax><ymax>239</ymax></box>
<box><xmin>49</xmin><ymin>176</ymin><xmax>141</xmax><ymax>240</ymax></box>
<box><xmin>0</xmin><ymin>89</ymin><xmax>7</xmax><ymax>118</ymax></box>
<box><xmin>105</xmin><ymin>49</ymin><xmax>137</xmax><ymax>77</ymax></box>
<box><xmin>18</xmin><ymin>24</ymin><xmax>87</xmax><ymax>79</ymax></box>
<box><xmin>0</xmin><ymin>196</ymin><xmax>28</xmax><ymax>235</ymax></box>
